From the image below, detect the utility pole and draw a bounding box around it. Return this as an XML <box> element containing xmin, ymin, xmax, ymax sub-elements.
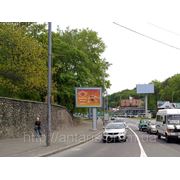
<box><xmin>145</xmin><ymin>95</ymin><xmax>148</xmax><ymax>118</ymax></box>
<box><xmin>103</xmin><ymin>70</ymin><xmax>106</xmax><ymax>120</ymax></box>
<box><xmin>103</xmin><ymin>91</ymin><xmax>106</xmax><ymax>118</ymax></box>
<box><xmin>106</xmin><ymin>93</ymin><xmax>108</xmax><ymax>112</ymax></box>
<box><xmin>46</xmin><ymin>22</ymin><xmax>52</xmax><ymax>146</ymax></box>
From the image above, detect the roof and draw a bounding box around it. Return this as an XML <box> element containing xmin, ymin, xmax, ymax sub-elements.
<box><xmin>158</xmin><ymin>101</ymin><xmax>175</xmax><ymax>109</ymax></box>
<box><xmin>157</xmin><ymin>109</ymin><xmax>180</xmax><ymax>115</ymax></box>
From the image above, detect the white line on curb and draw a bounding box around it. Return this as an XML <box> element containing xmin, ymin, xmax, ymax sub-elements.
<box><xmin>129</xmin><ymin>127</ymin><xmax>147</xmax><ymax>157</ymax></box>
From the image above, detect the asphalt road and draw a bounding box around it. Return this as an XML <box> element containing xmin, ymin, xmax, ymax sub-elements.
<box><xmin>50</xmin><ymin>118</ymin><xmax>180</xmax><ymax>157</ymax></box>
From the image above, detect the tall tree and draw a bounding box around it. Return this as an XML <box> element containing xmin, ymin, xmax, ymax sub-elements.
<box><xmin>0</xmin><ymin>23</ymin><xmax>47</xmax><ymax>100</ymax></box>
<box><xmin>53</xmin><ymin>28</ymin><xmax>111</xmax><ymax>113</ymax></box>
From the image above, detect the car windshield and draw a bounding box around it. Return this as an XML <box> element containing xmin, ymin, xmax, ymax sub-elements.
<box><xmin>114</xmin><ymin>119</ymin><xmax>124</xmax><ymax>122</ymax></box>
<box><xmin>106</xmin><ymin>123</ymin><xmax>125</xmax><ymax>129</ymax></box>
<box><xmin>167</xmin><ymin>115</ymin><xmax>180</xmax><ymax>124</ymax></box>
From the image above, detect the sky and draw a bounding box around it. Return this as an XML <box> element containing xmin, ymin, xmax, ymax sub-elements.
<box><xmin>2</xmin><ymin>0</ymin><xmax>180</xmax><ymax>95</ymax></box>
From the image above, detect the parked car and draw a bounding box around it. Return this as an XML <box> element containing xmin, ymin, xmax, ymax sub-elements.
<box><xmin>102</xmin><ymin>122</ymin><xmax>127</xmax><ymax>143</ymax></box>
<box><xmin>147</xmin><ymin>121</ymin><xmax>157</xmax><ymax>134</ymax></box>
<box><xmin>138</xmin><ymin>119</ymin><xmax>148</xmax><ymax>131</ymax></box>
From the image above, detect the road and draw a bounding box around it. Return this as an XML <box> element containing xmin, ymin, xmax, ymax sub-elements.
<box><xmin>50</xmin><ymin>118</ymin><xmax>180</xmax><ymax>157</ymax></box>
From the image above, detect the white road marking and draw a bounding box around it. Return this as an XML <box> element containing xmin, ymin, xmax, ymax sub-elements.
<box><xmin>129</xmin><ymin>127</ymin><xmax>147</xmax><ymax>157</ymax></box>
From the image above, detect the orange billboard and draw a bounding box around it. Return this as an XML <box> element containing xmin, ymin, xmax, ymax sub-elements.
<box><xmin>75</xmin><ymin>88</ymin><xmax>102</xmax><ymax>107</ymax></box>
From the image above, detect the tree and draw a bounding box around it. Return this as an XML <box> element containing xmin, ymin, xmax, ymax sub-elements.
<box><xmin>160</xmin><ymin>74</ymin><xmax>180</xmax><ymax>102</ymax></box>
<box><xmin>0</xmin><ymin>23</ymin><xmax>47</xmax><ymax>100</ymax></box>
<box><xmin>0</xmin><ymin>23</ymin><xmax>111</xmax><ymax>113</ymax></box>
<box><xmin>52</xmin><ymin>28</ymin><xmax>111</xmax><ymax>113</ymax></box>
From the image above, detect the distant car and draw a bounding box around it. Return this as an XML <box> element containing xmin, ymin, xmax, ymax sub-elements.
<box><xmin>113</xmin><ymin>118</ymin><xmax>127</xmax><ymax>128</ymax></box>
<box><xmin>102</xmin><ymin>122</ymin><xmax>128</xmax><ymax>143</ymax></box>
<box><xmin>111</xmin><ymin>116</ymin><xmax>116</xmax><ymax>120</ymax></box>
<box><xmin>147</xmin><ymin>122</ymin><xmax>157</xmax><ymax>134</ymax></box>
<box><xmin>138</xmin><ymin>119</ymin><xmax>148</xmax><ymax>131</ymax></box>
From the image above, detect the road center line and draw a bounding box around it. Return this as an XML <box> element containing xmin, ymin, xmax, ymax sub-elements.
<box><xmin>129</xmin><ymin>127</ymin><xmax>147</xmax><ymax>157</ymax></box>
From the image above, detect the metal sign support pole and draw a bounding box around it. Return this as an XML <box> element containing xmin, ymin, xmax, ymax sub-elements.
<box><xmin>92</xmin><ymin>108</ymin><xmax>97</xmax><ymax>130</ymax></box>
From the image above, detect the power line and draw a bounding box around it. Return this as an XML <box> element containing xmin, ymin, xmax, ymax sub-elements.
<box><xmin>113</xmin><ymin>22</ymin><xmax>180</xmax><ymax>51</ymax></box>
<box><xmin>148</xmin><ymin>22</ymin><xmax>180</xmax><ymax>36</ymax></box>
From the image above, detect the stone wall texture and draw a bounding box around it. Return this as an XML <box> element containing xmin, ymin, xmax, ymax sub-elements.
<box><xmin>0</xmin><ymin>97</ymin><xmax>73</xmax><ymax>139</ymax></box>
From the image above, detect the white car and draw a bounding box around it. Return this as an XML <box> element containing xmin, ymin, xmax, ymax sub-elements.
<box><xmin>102</xmin><ymin>123</ymin><xmax>128</xmax><ymax>143</ymax></box>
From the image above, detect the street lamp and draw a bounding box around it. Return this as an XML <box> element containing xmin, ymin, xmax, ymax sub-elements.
<box><xmin>106</xmin><ymin>92</ymin><xmax>109</xmax><ymax>112</ymax></box>
<box><xmin>46</xmin><ymin>22</ymin><xmax>52</xmax><ymax>146</ymax></box>
<box><xmin>103</xmin><ymin>90</ymin><xmax>106</xmax><ymax>118</ymax></box>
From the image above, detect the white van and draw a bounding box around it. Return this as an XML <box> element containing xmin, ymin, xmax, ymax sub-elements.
<box><xmin>156</xmin><ymin>109</ymin><xmax>180</xmax><ymax>142</ymax></box>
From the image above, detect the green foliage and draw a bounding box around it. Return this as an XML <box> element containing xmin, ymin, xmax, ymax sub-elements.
<box><xmin>108</xmin><ymin>89</ymin><xmax>141</xmax><ymax>108</ymax></box>
<box><xmin>52</xmin><ymin>28</ymin><xmax>111</xmax><ymax>113</ymax></box>
<box><xmin>0</xmin><ymin>23</ymin><xmax>47</xmax><ymax>100</ymax></box>
<box><xmin>108</xmin><ymin>74</ymin><xmax>180</xmax><ymax>112</ymax></box>
<box><xmin>0</xmin><ymin>23</ymin><xmax>111</xmax><ymax>113</ymax></box>
<box><xmin>159</xmin><ymin>74</ymin><xmax>180</xmax><ymax>102</ymax></box>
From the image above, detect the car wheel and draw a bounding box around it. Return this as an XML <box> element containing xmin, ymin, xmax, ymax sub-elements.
<box><xmin>166</xmin><ymin>135</ymin><xmax>171</xmax><ymax>143</ymax></box>
<box><xmin>102</xmin><ymin>139</ymin><xmax>106</xmax><ymax>143</ymax></box>
<box><xmin>123</xmin><ymin>138</ymin><xmax>127</xmax><ymax>142</ymax></box>
<box><xmin>157</xmin><ymin>132</ymin><xmax>161</xmax><ymax>139</ymax></box>
<box><xmin>107</xmin><ymin>137</ymin><xmax>112</xmax><ymax>143</ymax></box>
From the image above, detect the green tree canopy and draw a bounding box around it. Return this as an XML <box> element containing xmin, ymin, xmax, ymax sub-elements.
<box><xmin>0</xmin><ymin>23</ymin><xmax>111</xmax><ymax>114</ymax></box>
<box><xmin>53</xmin><ymin>28</ymin><xmax>111</xmax><ymax>112</ymax></box>
<box><xmin>0</xmin><ymin>23</ymin><xmax>47</xmax><ymax>100</ymax></box>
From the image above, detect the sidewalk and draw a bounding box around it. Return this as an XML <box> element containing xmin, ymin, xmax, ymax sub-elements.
<box><xmin>0</xmin><ymin>120</ymin><xmax>103</xmax><ymax>157</ymax></box>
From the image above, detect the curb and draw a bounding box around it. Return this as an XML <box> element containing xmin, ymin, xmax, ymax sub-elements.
<box><xmin>39</xmin><ymin>131</ymin><xmax>103</xmax><ymax>157</ymax></box>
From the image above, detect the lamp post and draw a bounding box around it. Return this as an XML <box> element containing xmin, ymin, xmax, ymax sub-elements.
<box><xmin>106</xmin><ymin>92</ymin><xmax>109</xmax><ymax>112</ymax></box>
<box><xmin>103</xmin><ymin>90</ymin><xmax>106</xmax><ymax>119</ymax></box>
<box><xmin>46</xmin><ymin>22</ymin><xmax>52</xmax><ymax>146</ymax></box>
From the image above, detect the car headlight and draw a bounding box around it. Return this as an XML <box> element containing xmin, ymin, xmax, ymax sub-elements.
<box><xmin>150</xmin><ymin>125</ymin><xmax>156</xmax><ymax>128</ymax></box>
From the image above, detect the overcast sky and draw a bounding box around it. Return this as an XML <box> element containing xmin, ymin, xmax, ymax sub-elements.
<box><xmin>2</xmin><ymin>0</ymin><xmax>180</xmax><ymax>94</ymax></box>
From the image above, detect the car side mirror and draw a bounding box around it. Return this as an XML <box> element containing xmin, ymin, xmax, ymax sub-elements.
<box><xmin>163</xmin><ymin>121</ymin><xmax>166</xmax><ymax>124</ymax></box>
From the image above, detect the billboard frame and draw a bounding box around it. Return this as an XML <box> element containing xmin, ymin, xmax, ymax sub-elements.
<box><xmin>136</xmin><ymin>84</ymin><xmax>154</xmax><ymax>94</ymax></box>
<box><xmin>75</xmin><ymin>87</ymin><xmax>102</xmax><ymax>108</ymax></box>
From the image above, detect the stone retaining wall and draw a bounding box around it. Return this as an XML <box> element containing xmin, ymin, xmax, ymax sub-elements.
<box><xmin>0</xmin><ymin>97</ymin><xmax>73</xmax><ymax>139</ymax></box>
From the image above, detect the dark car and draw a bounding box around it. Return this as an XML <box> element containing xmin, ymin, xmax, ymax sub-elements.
<box><xmin>138</xmin><ymin>119</ymin><xmax>148</xmax><ymax>131</ymax></box>
<box><xmin>111</xmin><ymin>116</ymin><xmax>115</xmax><ymax>121</ymax></box>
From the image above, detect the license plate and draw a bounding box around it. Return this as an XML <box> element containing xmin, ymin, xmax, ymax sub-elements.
<box><xmin>111</xmin><ymin>135</ymin><xmax>116</xmax><ymax>138</ymax></box>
